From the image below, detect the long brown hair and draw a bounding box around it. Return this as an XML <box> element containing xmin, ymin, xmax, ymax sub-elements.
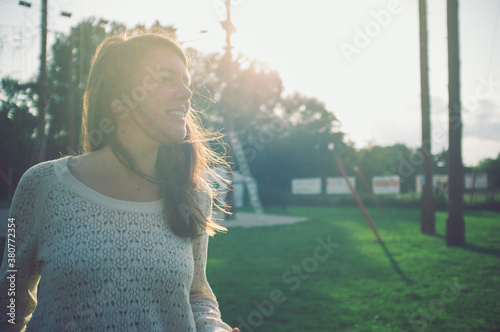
<box><xmin>81</xmin><ymin>30</ymin><xmax>229</xmax><ymax>238</ymax></box>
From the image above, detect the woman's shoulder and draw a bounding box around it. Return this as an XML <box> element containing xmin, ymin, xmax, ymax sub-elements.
<box><xmin>9</xmin><ymin>157</ymin><xmax>70</xmax><ymax>219</ymax></box>
<box><xmin>16</xmin><ymin>157</ymin><xmax>69</xmax><ymax>191</ymax></box>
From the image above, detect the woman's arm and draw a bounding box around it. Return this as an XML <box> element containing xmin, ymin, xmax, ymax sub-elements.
<box><xmin>190</xmin><ymin>188</ymin><xmax>236</xmax><ymax>332</ymax></box>
<box><xmin>0</xmin><ymin>166</ymin><xmax>44</xmax><ymax>331</ymax></box>
<box><xmin>190</xmin><ymin>232</ymin><xmax>233</xmax><ymax>332</ymax></box>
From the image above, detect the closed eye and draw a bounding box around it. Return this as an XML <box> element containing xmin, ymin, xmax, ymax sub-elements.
<box><xmin>154</xmin><ymin>67</ymin><xmax>191</xmax><ymax>87</ymax></box>
<box><xmin>158</xmin><ymin>75</ymin><xmax>174</xmax><ymax>84</ymax></box>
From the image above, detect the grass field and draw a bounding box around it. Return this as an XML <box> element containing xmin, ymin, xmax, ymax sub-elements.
<box><xmin>206</xmin><ymin>206</ymin><xmax>500</xmax><ymax>332</ymax></box>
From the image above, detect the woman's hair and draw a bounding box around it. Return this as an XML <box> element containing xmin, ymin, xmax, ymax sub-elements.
<box><xmin>81</xmin><ymin>29</ymin><xmax>229</xmax><ymax>238</ymax></box>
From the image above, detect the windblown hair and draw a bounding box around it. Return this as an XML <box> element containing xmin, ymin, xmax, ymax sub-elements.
<box><xmin>81</xmin><ymin>30</ymin><xmax>229</xmax><ymax>238</ymax></box>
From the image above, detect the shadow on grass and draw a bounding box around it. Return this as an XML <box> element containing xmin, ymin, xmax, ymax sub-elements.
<box><xmin>378</xmin><ymin>241</ymin><xmax>414</xmax><ymax>286</ymax></box>
<box><xmin>429</xmin><ymin>233</ymin><xmax>500</xmax><ymax>258</ymax></box>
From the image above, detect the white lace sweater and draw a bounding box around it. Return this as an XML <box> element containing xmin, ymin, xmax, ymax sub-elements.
<box><xmin>0</xmin><ymin>157</ymin><xmax>232</xmax><ymax>331</ymax></box>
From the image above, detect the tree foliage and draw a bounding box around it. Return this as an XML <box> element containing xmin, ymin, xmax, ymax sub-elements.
<box><xmin>188</xmin><ymin>48</ymin><xmax>356</xmax><ymax>205</ymax></box>
<box><xmin>45</xmin><ymin>19</ymin><xmax>109</xmax><ymax>158</ymax></box>
<box><xmin>0</xmin><ymin>78</ymin><xmax>37</xmax><ymax>198</ymax></box>
<box><xmin>356</xmin><ymin>143</ymin><xmax>417</xmax><ymax>193</ymax></box>
<box><xmin>478</xmin><ymin>153</ymin><xmax>500</xmax><ymax>190</ymax></box>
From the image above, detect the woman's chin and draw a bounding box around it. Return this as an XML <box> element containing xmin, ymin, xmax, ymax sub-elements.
<box><xmin>161</xmin><ymin>129</ymin><xmax>188</xmax><ymax>144</ymax></box>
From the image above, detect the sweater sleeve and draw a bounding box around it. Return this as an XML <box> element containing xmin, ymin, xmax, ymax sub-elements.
<box><xmin>0</xmin><ymin>166</ymin><xmax>44</xmax><ymax>331</ymax></box>
<box><xmin>190</xmin><ymin>190</ymin><xmax>232</xmax><ymax>332</ymax></box>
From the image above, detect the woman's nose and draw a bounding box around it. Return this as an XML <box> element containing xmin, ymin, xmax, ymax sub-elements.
<box><xmin>176</xmin><ymin>82</ymin><xmax>193</xmax><ymax>100</ymax></box>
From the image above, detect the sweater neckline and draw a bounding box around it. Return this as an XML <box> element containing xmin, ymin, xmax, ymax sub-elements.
<box><xmin>54</xmin><ymin>156</ymin><xmax>163</xmax><ymax>212</ymax></box>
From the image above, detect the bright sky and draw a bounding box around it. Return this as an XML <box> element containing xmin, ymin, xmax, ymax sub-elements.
<box><xmin>0</xmin><ymin>0</ymin><xmax>499</xmax><ymax>167</ymax></box>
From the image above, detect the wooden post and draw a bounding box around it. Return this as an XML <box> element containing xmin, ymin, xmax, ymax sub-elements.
<box><xmin>221</xmin><ymin>0</ymin><xmax>237</xmax><ymax>220</ymax></box>
<box><xmin>67</xmin><ymin>30</ymin><xmax>75</xmax><ymax>151</ymax></box>
<box><xmin>37</xmin><ymin>0</ymin><xmax>48</xmax><ymax>161</ymax></box>
<box><xmin>419</xmin><ymin>0</ymin><xmax>435</xmax><ymax>234</ymax></box>
<box><xmin>446</xmin><ymin>0</ymin><xmax>466</xmax><ymax>247</ymax></box>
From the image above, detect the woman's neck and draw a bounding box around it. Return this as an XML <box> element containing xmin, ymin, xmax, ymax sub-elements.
<box><xmin>69</xmin><ymin>145</ymin><xmax>162</xmax><ymax>202</ymax></box>
<box><xmin>104</xmin><ymin>144</ymin><xmax>159</xmax><ymax>181</ymax></box>
<box><xmin>112</xmin><ymin>122</ymin><xmax>165</xmax><ymax>179</ymax></box>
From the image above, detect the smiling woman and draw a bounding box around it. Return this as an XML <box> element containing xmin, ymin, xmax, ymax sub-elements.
<box><xmin>111</xmin><ymin>46</ymin><xmax>193</xmax><ymax>145</ymax></box>
<box><xmin>0</xmin><ymin>30</ymin><xmax>239</xmax><ymax>331</ymax></box>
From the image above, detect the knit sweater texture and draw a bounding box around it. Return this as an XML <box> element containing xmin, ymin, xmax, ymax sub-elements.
<box><xmin>0</xmin><ymin>157</ymin><xmax>232</xmax><ymax>331</ymax></box>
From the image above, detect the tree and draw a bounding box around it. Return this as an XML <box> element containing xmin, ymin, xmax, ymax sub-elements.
<box><xmin>45</xmin><ymin>19</ymin><xmax>113</xmax><ymax>158</ymax></box>
<box><xmin>478</xmin><ymin>153</ymin><xmax>500</xmax><ymax>191</ymax></box>
<box><xmin>0</xmin><ymin>78</ymin><xmax>37</xmax><ymax>198</ymax></box>
<box><xmin>356</xmin><ymin>144</ymin><xmax>416</xmax><ymax>194</ymax></box>
<box><xmin>247</xmin><ymin>93</ymin><xmax>353</xmax><ymax>206</ymax></box>
<box><xmin>189</xmin><ymin>50</ymin><xmax>283</xmax><ymax>137</ymax></box>
<box><xmin>190</xmin><ymin>49</ymin><xmax>354</xmax><ymax>206</ymax></box>
<box><xmin>2</xmin><ymin>18</ymin><xmax>355</xmax><ymax>207</ymax></box>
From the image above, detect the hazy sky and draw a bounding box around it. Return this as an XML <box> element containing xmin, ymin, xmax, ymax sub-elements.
<box><xmin>0</xmin><ymin>0</ymin><xmax>499</xmax><ymax>166</ymax></box>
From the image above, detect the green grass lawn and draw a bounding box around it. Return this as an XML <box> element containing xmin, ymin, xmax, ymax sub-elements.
<box><xmin>206</xmin><ymin>206</ymin><xmax>500</xmax><ymax>332</ymax></box>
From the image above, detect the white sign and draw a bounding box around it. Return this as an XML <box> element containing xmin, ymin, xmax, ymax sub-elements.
<box><xmin>326</xmin><ymin>177</ymin><xmax>355</xmax><ymax>194</ymax></box>
<box><xmin>372</xmin><ymin>175</ymin><xmax>400</xmax><ymax>195</ymax></box>
<box><xmin>465</xmin><ymin>173</ymin><xmax>488</xmax><ymax>189</ymax></box>
<box><xmin>291</xmin><ymin>178</ymin><xmax>322</xmax><ymax>195</ymax></box>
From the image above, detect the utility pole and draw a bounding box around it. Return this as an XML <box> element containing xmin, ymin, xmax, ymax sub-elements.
<box><xmin>220</xmin><ymin>0</ymin><xmax>237</xmax><ymax>220</ymax></box>
<box><xmin>419</xmin><ymin>0</ymin><xmax>435</xmax><ymax>234</ymax></box>
<box><xmin>446</xmin><ymin>0</ymin><xmax>465</xmax><ymax>246</ymax></box>
<box><xmin>31</xmin><ymin>0</ymin><xmax>48</xmax><ymax>166</ymax></box>
<box><xmin>67</xmin><ymin>29</ymin><xmax>75</xmax><ymax>151</ymax></box>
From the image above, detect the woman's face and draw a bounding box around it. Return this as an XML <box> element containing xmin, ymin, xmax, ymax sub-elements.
<box><xmin>124</xmin><ymin>47</ymin><xmax>193</xmax><ymax>144</ymax></box>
